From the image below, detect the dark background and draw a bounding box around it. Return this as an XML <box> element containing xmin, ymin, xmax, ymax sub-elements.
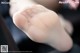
<box><xmin>0</xmin><ymin>0</ymin><xmax>80</xmax><ymax>53</ymax></box>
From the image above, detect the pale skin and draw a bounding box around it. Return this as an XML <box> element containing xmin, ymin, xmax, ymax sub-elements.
<box><xmin>10</xmin><ymin>0</ymin><xmax>74</xmax><ymax>52</ymax></box>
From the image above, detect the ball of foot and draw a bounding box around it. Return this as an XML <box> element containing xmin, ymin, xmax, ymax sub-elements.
<box><xmin>13</xmin><ymin>5</ymin><xmax>73</xmax><ymax>52</ymax></box>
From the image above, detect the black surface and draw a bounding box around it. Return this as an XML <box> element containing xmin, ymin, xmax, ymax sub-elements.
<box><xmin>0</xmin><ymin>14</ymin><xmax>20</xmax><ymax>53</ymax></box>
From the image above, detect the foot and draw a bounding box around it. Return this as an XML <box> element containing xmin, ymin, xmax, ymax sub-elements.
<box><xmin>12</xmin><ymin>5</ymin><xmax>73</xmax><ymax>52</ymax></box>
